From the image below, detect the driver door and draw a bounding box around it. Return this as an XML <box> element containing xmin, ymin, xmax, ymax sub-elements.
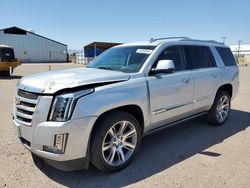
<box><xmin>147</xmin><ymin>46</ymin><xmax>194</xmax><ymax>131</ymax></box>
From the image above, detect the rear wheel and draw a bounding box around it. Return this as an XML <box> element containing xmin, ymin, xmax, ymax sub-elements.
<box><xmin>207</xmin><ymin>90</ymin><xmax>231</xmax><ymax>126</ymax></box>
<box><xmin>90</xmin><ymin>111</ymin><xmax>141</xmax><ymax>172</ymax></box>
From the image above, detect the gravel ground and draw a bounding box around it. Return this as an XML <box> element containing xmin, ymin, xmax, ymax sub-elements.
<box><xmin>0</xmin><ymin>63</ymin><xmax>249</xmax><ymax>188</ymax></box>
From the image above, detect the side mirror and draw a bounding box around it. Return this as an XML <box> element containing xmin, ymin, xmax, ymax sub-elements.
<box><xmin>151</xmin><ymin>60</ymin><xmax>175</xmax><ymax>74</ymax></box>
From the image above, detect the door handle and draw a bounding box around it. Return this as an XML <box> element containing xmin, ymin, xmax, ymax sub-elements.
<box><xmin>183</xmin><ymin>78</ymin><xmax>191</xmax><ymax>84</ymax></box>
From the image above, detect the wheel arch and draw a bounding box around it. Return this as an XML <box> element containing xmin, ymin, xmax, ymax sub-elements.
<box><xmin>91</xmin><ymin>105</ymin><xmax>145</xmax><ymax>135</ymax></box>
<box><xmin>217</xmin><ymin>83</ymin><xmax>233</xmax><ymax>98</ymax></box>
<box><xmin>86</xmin><ymin>105</ymin><xmax>144</xmax><ymax>168</ymax></box>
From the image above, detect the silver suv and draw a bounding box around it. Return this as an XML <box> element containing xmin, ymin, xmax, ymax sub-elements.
<box><xmin>13</xmin><ymin>37</ymin><xmax>239</xmax><ymax>172</ymax></box>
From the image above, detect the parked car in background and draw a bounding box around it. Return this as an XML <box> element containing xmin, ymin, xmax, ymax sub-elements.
<box><xmin>13</xmin><ymin>37</ymin><xmax>239</xmax><ymax>172</ymax></box>
<box><xmin>0</xmin><ymin>44</ymin><xmax>21</xmax><ymax>76</ymax></box>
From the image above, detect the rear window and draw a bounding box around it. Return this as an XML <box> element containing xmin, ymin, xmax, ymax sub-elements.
<box><xmin>216</xmin><ymin>47</ymin><xmax>236</xmax><ymax>66</ymax></box>
<box><xmin>184</xmin><ymin>46</ymin><xmax>215</xmax><ymax>69</ymax></box>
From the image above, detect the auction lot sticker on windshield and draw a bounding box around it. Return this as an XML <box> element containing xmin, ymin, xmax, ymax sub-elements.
<box><xmin>136</xmin><ymin>49</ymin><xmax>153</xmax><ymax>54</ymax></box>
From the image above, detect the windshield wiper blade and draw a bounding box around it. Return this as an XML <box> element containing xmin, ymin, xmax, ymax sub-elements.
<box><xmin>96</xmin><ymin>66</ymin><xmax>114</xmax><ymax>70</ymax></box>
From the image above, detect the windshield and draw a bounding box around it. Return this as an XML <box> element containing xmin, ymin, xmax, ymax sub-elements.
<box><xmin>0</xmin><ymin>48</ymin><xmax>15</xmax><ymax>61</ymax></box>
<box><xmin>87</xmin><ymin>46</ymin><xmax>156</xmax><ymax>73</ymax></box>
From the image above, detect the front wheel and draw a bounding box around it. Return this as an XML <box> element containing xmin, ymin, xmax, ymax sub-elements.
<box><xmin>207</xmin><ymin>90</ymin><xmax>231</xmax><ymax>126</ymax></box>
<box><xmin>90</xmin><ymin>111</ymin><xmax>141</xmax><ymax>172</ymax></box>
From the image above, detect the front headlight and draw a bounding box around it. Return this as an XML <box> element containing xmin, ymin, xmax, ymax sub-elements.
<box><xmin>49</xmin><ymin>89</ymin><xmax>94</xmax><ymax>122</ymax></box>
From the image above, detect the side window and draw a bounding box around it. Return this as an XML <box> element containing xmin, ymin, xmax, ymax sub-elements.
<box><xmin>206</xmin><ymin>47</ymin><xmax>217</xmax><ymax>67</ymax></box>
<box><xmin>216</xmin><ymin>47</ymin><xmax>236</xmax><ymax>66</ymax></box>
<box><xmin>154</xmin><ymin>46</ymin><xmax>186</xmax><ymax>71</ymax></box>
<box><xmin>184</xmin><ymin>46</ymin><xmax>215</xmax><ymax>69</ymax></box>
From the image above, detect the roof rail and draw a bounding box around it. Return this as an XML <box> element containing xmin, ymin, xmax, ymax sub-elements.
<box><xmin>181</xmin><ymin>39</ymin><xmax>224</xmax><ymax>45</ymax></box>
<box><xmin>149</xmin><ymin>37</ymin><xmax>224</xmax><ymax>45</ymax></box>
<box><xmin>149</xmin><ymin>37</ymin><xmax>190</xmax><ymax>43</ymax></box>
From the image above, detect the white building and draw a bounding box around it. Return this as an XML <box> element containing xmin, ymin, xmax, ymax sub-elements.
<box><xmin>230</xmin><ymin>44</ymin><xmax>250</xmax><ymax>65</ymax></box>
<box><xmin>230</xmin><ymin>44</ymin><xmax>250</xmax><ymax>55</ymax></box>
<box><xmin>0</xmin><ymin>27</ymin><xmax>68</xmax><ymax>63</ymax></box>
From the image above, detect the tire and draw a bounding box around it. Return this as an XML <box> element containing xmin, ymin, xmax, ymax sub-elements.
<box><xmin>207</xmin><ymin>90</ymin><xmax>231</xmax><ymax>126</ymax></box>
<box><xmin>0</xmin><ymin>71</ymin><xmax>10</xmax><ymax>77</ymax></box>
<box><xmin>90</xmin><ymin>110</ymin><xmax>141</xmax><ymax>172</ymax></box>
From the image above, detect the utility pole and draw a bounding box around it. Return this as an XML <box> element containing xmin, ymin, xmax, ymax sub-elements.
<box><xmin>237</xmin><ymin>40</ymin><xmax>242</xmax><ymax>56</ymax></box>
<box><xmin>237</xmin><ymin>40</ymin><xmax>242</xmax><ymax>64</ymax></box>
<box><xmin>222</xmin><ymin>36</ymin><xmax>226</xmax><ymax>44</ymax></box>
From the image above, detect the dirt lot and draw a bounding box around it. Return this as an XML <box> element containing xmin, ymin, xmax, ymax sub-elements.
<box><xmin>0</xmin><ymin>63</ymin><xmax>249</xmax><ymax>188</ymax></box>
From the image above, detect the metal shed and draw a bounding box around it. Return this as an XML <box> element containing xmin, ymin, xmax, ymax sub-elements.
<box><xmin>0</xmin><ymin>26</ymin><xmax>68</xmax><ymax>63</ymax></box>
<box><xmin>84</xmin><ymin>42</ymin><xmax>122</xmax><ymax>58</ymax></box>
<box><xmin>83</xmin><ymin>42</ymin><xmax>122</xmax><ymax>64</ymax></box>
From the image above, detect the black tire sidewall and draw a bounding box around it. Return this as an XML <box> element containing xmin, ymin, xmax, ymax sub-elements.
<box><xmin>90</xmin><ymin>110</ymin><xmax>141</xmax><ymax>172</ymax></box>
<box><xmin>208</xmin><ymin>90</ymin><xmax>231</xmax><ymax>126</ymax></box>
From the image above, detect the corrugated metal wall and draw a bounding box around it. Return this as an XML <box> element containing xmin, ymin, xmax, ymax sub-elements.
<box><xmin>0</xmin><ymin>31</ymin><xmax>67</xmax><ymax>63</ymax></box>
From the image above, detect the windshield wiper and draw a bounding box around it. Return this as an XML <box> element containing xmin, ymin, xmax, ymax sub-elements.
<box><xmin>96</xmin><ymin>66</ymin><xmax>114</xmax><ymax>70</ymax></box>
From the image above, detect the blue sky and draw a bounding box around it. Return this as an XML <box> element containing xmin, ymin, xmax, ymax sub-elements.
<box><xmin>1</xmin><ymin>0</ymin><xmax>250</xmax><ymax>49</ymax></box>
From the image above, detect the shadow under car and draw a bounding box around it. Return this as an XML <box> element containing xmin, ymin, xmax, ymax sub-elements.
<box><xmin>32</xmin><ymin>109</ymin><xmax>250</xmax><ymax>188</ymax></box>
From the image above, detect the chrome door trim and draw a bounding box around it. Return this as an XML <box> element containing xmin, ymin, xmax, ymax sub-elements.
<box><xmin>153</xmin><ymin>100</ymin><xmax>193</xmax><ymax>115</ymax></box>
<box><xmin>194</xmin><ymin>95</ymin><xmax>209</xmax><ymax>102</ymax></box>
<box><xmin>153</xmin><ymin>95</ymin><xmax>209</xmax><ymax>115</ymax></box>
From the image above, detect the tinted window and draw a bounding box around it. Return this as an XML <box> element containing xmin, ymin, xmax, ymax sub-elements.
<box><xmin>216</xmin><ymin>47</ymin><xmax>236</xmax><ymax>66</ymax></box>
<box><xmin>0</xmin><ymin>48</ymin><xmax>15</xmax><ymax>61</ymax></box>
<box><xmin>206</xmin><ymin>47</ymin><xmax>217</xmax><ymax>66</ymax></box>
<box><xmin>184</xmin><ymin>46</ymin><xmax>215</xmax><ymax>69</ymax></box>
<box><xmin>155</xmin><ymin>46</ymin><xmax>186</xmax><ymax>71</ymax></box>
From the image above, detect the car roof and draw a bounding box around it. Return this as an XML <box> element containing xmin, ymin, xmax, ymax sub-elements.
<box><xmin>0</xmin><ymin>44</ymin><xmax>11</xmax><ymax>48</ymax></box>
<box><xmin>118</xmin><ymin>37</ymin><xmax>227</xmax><ymax>48</ymax></box>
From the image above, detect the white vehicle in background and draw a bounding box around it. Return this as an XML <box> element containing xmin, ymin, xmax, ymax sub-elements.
<box><xmin>13</xmin><ymin>37</ymin><xmax>239</xmax><ymax>172</ymax></box>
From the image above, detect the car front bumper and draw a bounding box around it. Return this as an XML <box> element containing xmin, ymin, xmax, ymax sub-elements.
<box><xmin>13</xmin><ymin>116</ymin><xmax>98</xmax><ymax>171</ymax></box>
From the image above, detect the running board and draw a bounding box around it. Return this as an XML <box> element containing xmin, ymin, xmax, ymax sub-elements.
<box><xmin>143</xmin><ymin>112</ymin><xmax>208</xmax><ymax>137</ymax></box>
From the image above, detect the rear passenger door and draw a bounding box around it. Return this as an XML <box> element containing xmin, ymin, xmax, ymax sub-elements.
<box><xmin>184</xmin><ymin>45</ymin><xmax>219</xmax><ymax>113</ymax></box>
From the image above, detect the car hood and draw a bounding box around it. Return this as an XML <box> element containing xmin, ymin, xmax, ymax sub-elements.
<box><xmin>18</xmin><ymin>68</ymin><xmax>130</xmax><ymax>94</ymax></box>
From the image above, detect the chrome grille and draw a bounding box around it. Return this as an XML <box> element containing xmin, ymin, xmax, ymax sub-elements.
<box><xmin>15</xmin><ymin>90</ymin><xmax>39</xmax><ymax>126</ymax></box>
<box><xmin>18</xmin><ymin>90</ymin><xmax>39</xmax><ymax>100</ymax></box>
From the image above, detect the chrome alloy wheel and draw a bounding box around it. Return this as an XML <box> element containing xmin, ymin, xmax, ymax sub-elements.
<box><xmin>216</xmin><ymin>95</ymin><xmax>230</xmax><ymax>123</ymax></box>
<box><xmin>102</xmin><ymin>121</ymin><xmax>137</xmax><ymax>166</ymax></box>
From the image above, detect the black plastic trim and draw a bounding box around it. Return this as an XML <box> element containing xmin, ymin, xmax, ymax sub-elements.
<box><xmin>36</xmin><ymin>154</ymin><xmax>89</xmax><ymax>171</ymax></box>
<box><xmin>143</xmin><ymin>112</ymin><xmax>208</xmax><ymax>137</ymax></box>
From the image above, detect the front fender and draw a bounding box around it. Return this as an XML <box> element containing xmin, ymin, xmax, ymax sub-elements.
<box><xmin>71</xmin><ymin>77</ymin><xmax>149</xmax><ymax>127</ymax></box>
